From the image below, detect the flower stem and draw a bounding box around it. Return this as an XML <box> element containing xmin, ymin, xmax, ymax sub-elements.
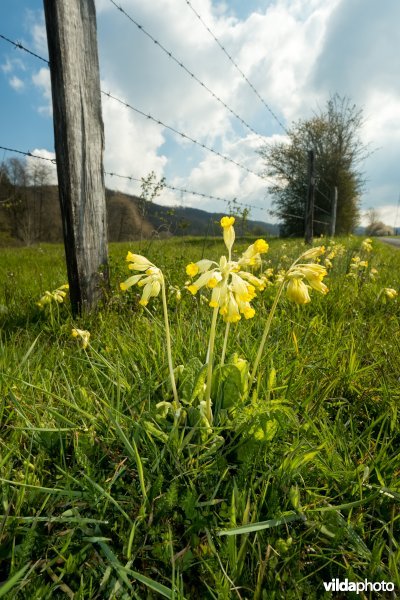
<box><xmin>204</xmin><ymin>306</ymin><xmax>219</xmax><ymax>423</ymax></box>
<box><xmin>220</xmin><ymin>321</ymin><xmax>230</xmax><ymax>366</ymax></box>
<box><xmin>249</xmin><ymin>256</ymin><xmax>301</xmax><ymax>389</ymax></box>
<box><xmin>161</xmin><ymin>278</ymin><xmax>179</xmax><ymax>409</ymax></box>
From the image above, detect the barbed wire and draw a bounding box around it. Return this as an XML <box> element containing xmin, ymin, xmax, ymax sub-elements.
<box><xmin>184</xmin><ymin>0</ymin><xmax>289</xmax><ymax>136</ymax></box>
<box><xmin>0</xmin><ymin>33</ymin><xmax>49</xmax><ymax>64</ymax></box>
<box><xmin>0</xmin><ymin>144</ymin><xmax>269</xmax><ymax>213</ymax></box>
<box><xmin>0</xmin><ymin>35</ymin><xmax>328</xmax><ymax>228</ymax></box>
<box><xmin>272</xmin><ymin>211</ymin><xmax>328</xmax><ymax>226</ymax></box>
<box><xmin>0</xmin><ymin>144</ymin><xmax>56</xmax><ymax>163</ymax></box>
<box><xmin>105</xmin><ymin>170</ymin><xmax>267</xmax><ymax>212</ymax></box>
<box><xmin>0</xmin><ymin>32</ymin><xmax>265</xmax><ymax>181</ymax></box>
<box><xmin>101</xmin><ymin>90</ymin><xmax>262</xmax><ymax>178</ymax></box>
<box><xmin>109</xmin><ymin>0</ymin><xmax>266</xmax><ymax>144</ymax></box>
<box><xmin>2</xmin><ymin>145</ymin><xmax>334</xmax><ymax>229</ymax></box>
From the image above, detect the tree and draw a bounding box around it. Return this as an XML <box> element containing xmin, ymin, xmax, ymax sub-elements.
<box><xmin>28</xmin><ymin>160</ymin><xmax>53</xmax><ymax>240</ymax></box>
<box><xmin>258</xmin><ymin>95</ymin><xmax>369</xmax><ymax>236</ymax></box>
<box><xmin>0</xmin><ymin>158</ymin><xmax>54</xmax><ymax>245</ymax></box>
<box><xmin>365</xmin><ymin>208</ymin><xmax>394</xmax><ymax>236</ymax></box>
<box><xmin>3</xmin><ymin>157</ymin><xmax>35</xmax><ymax>245</ymax></box>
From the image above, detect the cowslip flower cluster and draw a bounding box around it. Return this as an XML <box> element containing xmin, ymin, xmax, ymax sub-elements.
<box><xmin>37</xmin><ymin>284</ymin><xmax>69</xmax><ymax>308</ymax></box>
<box><xmin>325</xmin><ymin>242</ymin><xmax>345</xmax><ymax>262</ymax></box>
<box><xmin>71</xmin><ymin>328</ymin><xmax>90</xmax><ymax>349</ymax></box>
<box><xmin>285</xmin><ymin>247</ymin><xmax>328</xmax><ymax>305</ymax></box>
<box><xmin>361</xmin><ymin>238</ymin><xmax>373</xmax><ymax>252</ymax></box>
<box><xmin>185</xmin><ymin>217</ymin><xmax>268</xmax><ymax>323</ymax></box>
<box><xmin>120</xmin><ymin>252</ymin><xmax>163</xmax><ymax>306</ymax></box>
<box><xmin>120</xmin><ymin>251</ymin><xmax>179</xmax><ymax>407</ymax></box>
<box><xmin>383</xmin><ymin>288</ymin><xmax>397</xmax><ymax>300</ymax></box>
<box><xmin>347</xmin><ymin>255</ymin><xmax>368</xmax><ymax>278</ymax></box>
<box><xmin>369</xmin><ymin>267</ymin><xmax>379</xmax><ymax>280</ymax></box>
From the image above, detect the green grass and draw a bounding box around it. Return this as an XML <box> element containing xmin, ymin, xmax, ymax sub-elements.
<box><xmin>0</xmin><ymin>235</ymin><xmax>399</xmax><ymax>599</ymax></box>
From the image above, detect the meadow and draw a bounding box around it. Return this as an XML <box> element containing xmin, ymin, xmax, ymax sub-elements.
<box><xmin>0</xmin><ymin>231</ymin><xmax>399</xmax><ymax>599</ymax></box>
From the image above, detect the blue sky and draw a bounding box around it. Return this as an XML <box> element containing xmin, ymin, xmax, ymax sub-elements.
<box><xmin>1</xmin><ymin>0</ymin><xmax>400</xmax><ymax>227</ymax></box>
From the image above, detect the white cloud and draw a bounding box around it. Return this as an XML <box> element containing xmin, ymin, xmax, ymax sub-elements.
<box><xmin>25</xmin><ymin>0</ymin><xmax>400</xmax><ymax>226</ymax></box>
<box><xmin>95</xmin><ymin>0</ymin><xmax>332</xmax><ymax>216</ymax></box>
<box><xmin>31</xmin><ymin>21</ymin><xmax>48</xmax><ymax>58</ymax></box>
<box><xmin>31</xmin><ymin>67</ymin><xmax>52</xmax><ymax>115</ymax></box>
<box><xmin>102</xmin><ymin>86</ymin><xmax>168</xmax><ymax>196</ymax></box>
<box><xmin>1</xmin><ymin>57</ymin><xmax>26</xmax><ymax>74</ymax></box>
<box><xmin>360</xmin><ymin>204</ymin><xmax>400</xmax><ymax>229</ymax></box>
<box><xmin>9</xmin><ymin>75</ymin><xmax>25</xmax><ymax>92</ymax></box>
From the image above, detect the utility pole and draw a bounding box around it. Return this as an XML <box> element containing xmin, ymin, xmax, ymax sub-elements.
<box><xmin>43</xmin><ymin>0</ymin><xmax>109</xmax><ymax>316</ymax></box>
<box><xmin>304</xmin><ymin>149</ymin><xmax>315</xmax><ymax>245</ymax></box>
<box><xmin>329</xmin><ymin>186</ymin><xmax>338</xmax><ymax>237</ymax></box>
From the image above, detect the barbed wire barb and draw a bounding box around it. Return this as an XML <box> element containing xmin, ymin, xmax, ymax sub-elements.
<box><xmin>0</xmin><ymin>33</ymin><xmax>49</xmax><ymax>64</ymax></box>
<box><xmin>0</xmin><ymin>144</ymin><xmax>56</xmax><ymax>163</ymax></box>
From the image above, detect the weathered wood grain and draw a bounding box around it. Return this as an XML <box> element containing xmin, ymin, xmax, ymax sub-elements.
<box><xmin>43</xmin><ymin>0</ymin><xmax>109</xmax><ymax>315</ymax></box>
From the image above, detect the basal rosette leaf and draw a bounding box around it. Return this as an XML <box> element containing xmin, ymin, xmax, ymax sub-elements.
<box><xmin>176</xmin><ymin>357</ymin><xmax>203</xmax><ymax>404</ymax></box>
<box><xmin>211</xmin><ymin>363</ymin><xmax>245</xmax><ymax>414</ymax></box>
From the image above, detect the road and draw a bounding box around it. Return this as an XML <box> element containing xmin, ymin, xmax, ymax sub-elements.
<box><xmin>377</xmin><ymin>237</ymin><xmax>400</xmax><ymax>248</ymax></box>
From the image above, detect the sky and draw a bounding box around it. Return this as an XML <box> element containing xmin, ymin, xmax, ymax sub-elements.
<box><xmin>0</xmin><ymin>0</ymin><xmax>400</xmax><ymax>228</ymax></box>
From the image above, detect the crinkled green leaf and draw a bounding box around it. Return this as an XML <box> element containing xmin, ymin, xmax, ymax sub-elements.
<box><xmin>178</xmin><ymin>357</ymin><xmax>203</xmax><ymax>403</ymax></box>
<box><xmin>212</xmin><ymin>364</ymin><xmax>243</xmax><ymax>410</ymax></box>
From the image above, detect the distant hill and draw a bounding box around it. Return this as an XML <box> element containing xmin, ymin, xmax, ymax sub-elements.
<box><xmin>0</xmin><ymin>185</ymin><xmax>279</xmax><ymax>245</ymax></box>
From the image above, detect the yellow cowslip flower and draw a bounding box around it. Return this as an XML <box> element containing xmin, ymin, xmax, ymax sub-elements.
<box><xmin>186</xmin><ymin>262</ymin><xmax>199</xmax><ymax>277</ymax></box>
<box><xmin>361</xmin><ymin>239</ymin><xmax>373</xmax><ymax>252</ymax></box>
<box><xmin>295</xmin><ymin>264</ymin><xmax>329</xmax><ymax>294</ymax></box>
<box><xmin>37</xmin><ymin>284</ymin><xmax>69</xmax><ymax>308</ymax></box>
<box><xmin>220</xmin><ymin>291</ymin><xmax>241</xmax><ymax>323</ymax></box>
<box><xmin>299</xmin><ymin>246</ymin><xmax>325</xmax><ymax>260</ymax></box>
<box><xmin>120</xmin><ymin>254</ymin><xmax>163</xmax><ymax>306</ymax></box>
<box><xmin>285</xmin><ymin>262</ymin><xmax>328</xmax><ymax>304</ymax></box>
<box><xmin>384</xmin><ymin>288</ymin><xmax>397</xmax><ymax>299</ymax></box>
<box><xmin>71</xmin><ymin>328</ymin><xmax>90</xmax><ymax>349</ymax></box>
<box><xmin>238</xmin><ymin>238</ymin><xmax>269</xmax><ymax>268</ymax></box>
<box><xmin>125</xmin><ymin>252</ymin><xmax>154</xmax><ymax>271</ymax></box>
<box><xmin>120</xmin><ymin>274</ymin><xmax>144</xmax><ymax>291</ymax></box>
<box><xmin>286</xmin><ymin>276</ymin><xmax>311</xmax><ymax>304</ymax></box>
<box><xmin>37</xmin><ymin>291</ymin><xmax>53</xmax><ymax>308</ymax></box>
<box><xmin>185</xmin><ymin>259</ymin><xmax>214</xmax><ymax>278</ymax></box>
<box><xmin>220</xmin><ymin>216</ymin><xmax>235</xmax><ymax>254</ymax></box>
<box><xmin>185</xmin><ymin>221</ymin><xmax>268</xmax><ymax>322</ymax></box>
<box><xmin>324</xmin><ymin>258</ymin><xmax>333</xmax><ymax>269</ymax></box>
<box><xmin>137</xmin><ymin>273</ymin><xmax>162</xmax><ymax>306</ymax></box>
<box><xmin>220</xmin><ymin>216</ymin><xmax>235</xmax><ymax>228</ymax></box>
<box><xmin>369</xmin><ymin>267</ymin><xmax>378</xmax><ymax>280</ymax></box>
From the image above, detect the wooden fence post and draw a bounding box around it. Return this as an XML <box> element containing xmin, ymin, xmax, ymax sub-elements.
<box><xmin>43</xmin><ymin>0</ymin><xmax>109</xmax><ymax>315</ymax></box>
<box><xmin>330</xmin><ymin>186</ymin><xmax>338</xmax><ymax>237</ymax></box>
<box><xmin>304</xmin><ymin>149</ymin><xmax>315</xmax><ymax>245</ymax></box>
